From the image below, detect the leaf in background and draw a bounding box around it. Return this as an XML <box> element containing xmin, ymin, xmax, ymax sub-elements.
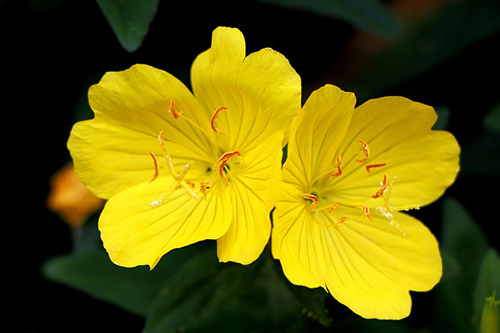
<box><xmin>145</xmin><ymin>252</ymin><xmax>261</xmax><ymax>333</ymax></box>
<box><xmin>96</xmin><ymin>0</ymin><xmax>158</xmax><ymax>52</ymax></box>
<box><xmin>43</xmin><ymin>242</ymin><xmax>209</xmax><ymax>317</ymax></box>
<box><xmin>145</xmin><ymin>251</ymin><xmax>332</xmax><ymax>333</ymax></box>
<box><xmin>343</xmin><ymin>0</ymin><xmax>500</xmax><ymax>101</ymax></box>
<box><xmin>461</xmin><ymin>102</ymin><xmax>500</xmax><ymax>176</ymax></box>
<box><xmin>255</xmin><ymin>0</ymin><xmax>399</xmax><ymax>39</ymax></box>
<box><xmin>433</xmin><ymin>106</ymin><xmax>450</xmax><ymax>130</ymax></box>
<box><xmin>483</xmin><ymin>102</ymin><xmax>500</xmax><ymax>135</ymax></box>
<box><xmin>434</xmin><ymin>197</ymin><xmax>490</xmax><ymax>333</ymax></box>
<box><xmin>474</xmin><ymin>249</ymin><xmax>500</xmax><ymax>330</ymax></box>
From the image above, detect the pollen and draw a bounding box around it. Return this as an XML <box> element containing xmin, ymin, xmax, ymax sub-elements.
<box><xmin>214</xmin><ymin>151</ymin><xmax>241</xmax><ymax>186</ymax></box>
<box><xmin>356</xmin><ymin>140</ymin><xmax>370</xmax><ymax>162</ymax></box>
<box><xmin>211</xmin><ymin>106</ymin><xmax>227</xmax><ymax>134</ymax></box>
<box><xmin>149</xmin><ymin>131</ymin><xmax>202</xmax><ymax>208</ymax></box>
<box><xmin>331</xmin><ymin>154</ymin><xmax>343</xmax><ymax>177</ymax></box>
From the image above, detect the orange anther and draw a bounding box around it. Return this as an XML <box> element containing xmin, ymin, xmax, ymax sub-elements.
<box><xmin>363</xmin><ymin>205</ymin><xmax>373</xmax><ymax>222</ymax></box>
<box><xmin>149</xmin><ymin>152</ymin><xmax>159</xmax><ymax>183</ymax></box>
<box><xmin>168</xmin><ymin>99</ymin><xmax>181</xmax><ymax>119</ymax></box>
<box><xmin>356</xmin><ymin>140</ymin><xmax>370</xmax><ymax>162</ymax></box>
<box><xmin>326</xmin><ymin>201</ymin><xmax>341</xmax><ymax>213</ymax></box>
<box><xmin>214</xmin><ymin>151</ymin><xmax>241</xmax><ymax>186</ymax></box>
<box><xmin>337</xmin><ymin>217</ymin><xmax>348</xmax><ymax>227</ymax></box>
<box><xmin>372</xmin><ymin>174</ymin><xmax>388</xmax><ymax>199</ymax></box>
<box><xmin>366</xmin><ymin>163</ymin><xmax>387</xmax><ymax>172</ymax></box>
<box><xmin>210</xmin><ymin>106</ymin><xmax>227</xmax><ymax>134</ymax></box>
<box><xmin>331</xmin><ymin>154</ymin><xmax>342</xmax><ymax>177</ymax></box>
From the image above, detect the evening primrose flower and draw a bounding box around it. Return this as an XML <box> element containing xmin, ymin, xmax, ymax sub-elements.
<box><xmin>272</xmin><ymin>84</ymin><xmax>460</xmax><ymax>319</ymax></box>
<box><xmin>68</xmin><ymin>27</ymin><xmax>301</xmax><ymax>268</ymax></box>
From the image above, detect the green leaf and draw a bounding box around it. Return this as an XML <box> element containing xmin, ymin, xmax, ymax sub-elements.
<box><xmin>96</xmin><ymin>0</ymin><xmax>158</xmax><ymax>52</ymax></box>
<box><xmin>344</xmin><ymin>0</ymin><xmax>500</xmax><ymax>101</ymax></box>
<box><xmin>145</xmin><ymin>252</ymin><xmax>261</xmax><ymax>333</ymax></box>
<box><xmin>255</xmin><ymin>0</ymin><xmax>399</xmax><ymax>39</ymax></box>
<box><xmin>474</xmin><ymin>249</ymin><xmax>500</xmax><ymax>330</ymax></box>
<box><xmin>460</xmin><ymin>135</ymin><xmax>500</xmax><ymax>176</ymax></box>
<box><xmin>434</xmin><ymin>197</ymin><xmax>490</xmax><ymax>333</ymax></box>
<box><xmin>432</xmin><ymin>107</ymin><xmax>450</xmax><ymax>130</ymax></box>
<box><xmin>145</xmin><ymin>250</ymin><xmax>331</xmax><ymax>333</ymax></box>
<box><xmin>43</xmin><ymin>243</ymin><xmax>208</xmax><ymax>317</ymax></box>
<box><xmin>483</xmin><ymin>102</ymin><xmax>500</xmax><ymax>135</ymax></box>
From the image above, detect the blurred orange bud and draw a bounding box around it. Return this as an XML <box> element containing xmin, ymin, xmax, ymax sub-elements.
<box><xmin>47</xmin><ymin>163</ymin><xmax>105</xmax><ymax>228</ymax></box>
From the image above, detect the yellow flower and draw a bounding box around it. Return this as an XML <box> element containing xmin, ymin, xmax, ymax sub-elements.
<box><xmin>272</xmin><ymin>84</ymin><xmax>460</xmax><ymax>319</ymax></box>
<box><xmin>68</xmin><ymin>27</ymin><xmax>301</xmax><ymax>268</ymax></box>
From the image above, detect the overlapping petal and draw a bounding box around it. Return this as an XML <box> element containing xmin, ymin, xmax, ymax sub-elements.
<box><xmin>217</xmin><ymin>131</ymin><xmax>283</xmax><ymax>264</ymax></box>
<box><xmin>284</xmin><ymin>84</ymin><xmax>356</xmax><ymax>188</ymax></box>
<box><xmin>99</xmin><ymin>174</ymin><xmax>232</xmax><ymax>269</ymax></box>
<box><xmin>191</xmin><ymin>27</ymin><xmax>301</xmax><ymax>152</ymax></box>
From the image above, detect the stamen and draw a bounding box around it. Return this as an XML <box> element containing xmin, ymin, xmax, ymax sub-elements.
<box><xmin>168</xmin><ymin>99</ymin><xmax>181</xmax><ymax>119</ymax></box>
<box><xmin>331</xmin><ymin>154</ymin><xmax>342</xmax><ymax>177</ymax></box>
<box><xmin>200</xmin><ymin>181</ymin><xmax>211</xmax><ymax>201</ymax></box>
<box><xmin>366</xmin><ymin>163</ymin><xmax>387</xmax><ymax>172</ymax></box>
<box><xmin>356</xmin><ymin>140</ymin><xmax>370</xmax><ymax>162</ymax></box>
<box><xmin>149</xmin><ymin>152</ymin><xmax>159</xmax><ymax>183</ymax></box>
<box><xmin>150</xmin><ymin>131</ymin><xmax>202</xmax><ymax>207</ymax></box>
<box><xmin>336</xmin><ymin>217</ymin><xmax>348</xmax><ymax>227</ymax></box>
<box><xmin>302</xmin><ymin>193</ymin><xmax>340</xmax><ymax>213</ymax></box>
<box><xmin>210</xmin><ymin>106</ymin><xmax>227</xmax><ymax>134</ymax></box>
<box><xmin>361</xmin><ymin>205</ymin><xmax>373</xmax><ymax>222</ymax></box>
<box><xmin>372</xmin><ymin>174</ymin><xmax>388</xmax><ymax>199</ymax></box>
<box><xmin>325</xmin><ymin>201</ymin><xmax>341</xmax><ymax>213</ymax></box>
<box><xmin>214</xmin><ymin>151</ymin><xmax>241</xmax><ymax>186</ymax></box>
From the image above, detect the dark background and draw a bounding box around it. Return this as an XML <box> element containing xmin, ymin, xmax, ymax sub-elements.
<box><xmin>4</xmin><ymin>0</ymin><xmax>499</xmax><ymax>331</ymax></box>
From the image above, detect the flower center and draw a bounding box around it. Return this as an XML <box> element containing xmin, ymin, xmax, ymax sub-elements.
<box><xmin>148</xmin><ymin>101</ymin><xmax>243</xmax><ymax>207</ymax></box>
<box><xmin>214</xmin><ymin>151</ymin><xmax>241</xmax><ymax>186</ymax></box>
<box><xmin>304</xmin><ymin>140</ymin><xmax>419</xmax><ymax>235</ymax></box>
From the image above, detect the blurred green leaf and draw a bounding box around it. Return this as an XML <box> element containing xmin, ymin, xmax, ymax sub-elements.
<box><xmin>435</xmin><ymin>197</ymin><xmax>490</xmax><ymax>333</ymax></box>
<box><xmin>462</xmin><ymin>101</ymin><xmax>500</xmax><ymax>175</ymax></box>
<box><xmin>145</xmin><ymin>252</ymin><xmax>261</xmax><ymax>333</ymax></box>
<box><xmin>460</xmin><ymin>135</ymin><xmax>500</xmax><ymax>176</ymax></box>
<box><xmin>43</xmin><ymin>243</ymin><xmax>209</xmax><ymax>317</ymax></box>
<box><xmin>433</xmin><ymin>106</ymin><xmax>450</xmax><ymax>130</ymax></box>
<box><xmin>474</xmin><ymin>249</ymin><xmax>500</xmax><ymax>331</ymax></box>
<box><xmin>96</xmin><ymin>0</ymin><xmax>158</xmax><ymax>52</ymax></box>
<box><xmin>345</xmin><ymin>0</ymin><xmax>500</xmax><ymax>101</ymax></box>
<box><xmin>483</xmin><ymin>102</ymin><xmax>500</xmax><ymax>135</ymax></box>
<box><xmin>255</xmin><ymin>0</ymin><xmax>399</xmax><ymax>39</ymax></box>
<box><xmin>145</xmin><ymin>250</ymin><xmax>331</xmax><ymax>333</ymax></box>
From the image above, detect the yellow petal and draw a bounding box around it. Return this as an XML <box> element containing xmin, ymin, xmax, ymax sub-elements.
<box><xmin>284</xmin><ymin>84</ymin><xmax>356</xmax><ymax>188</ymax></box>
<box><xmin>216</xmin><ymin>132</ymin><xmax>283</xmax><ymax>264</ymax></box>
<box><xmin>272</xmin><ymin>201</ymin><xmax>442</xmax><ymax>319</ymax></box>
<box><xmin>68</xmin><ymin>64</ymin><xmax>215</xmax><ymax>199</ymax></box>
<box><xmin>191</xmin><ymin>27</ymin><xmax>301</xmax><ymax>152</ymax></box>
<box><xmin>99</xmin><ymin>176</ymin><xmax>232</xmax><ymax>269</ymax></box>
<box><xmin>331</xmin><ymin>96</ymin><xmax>460</xmax><ymax>208</ymax></box>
